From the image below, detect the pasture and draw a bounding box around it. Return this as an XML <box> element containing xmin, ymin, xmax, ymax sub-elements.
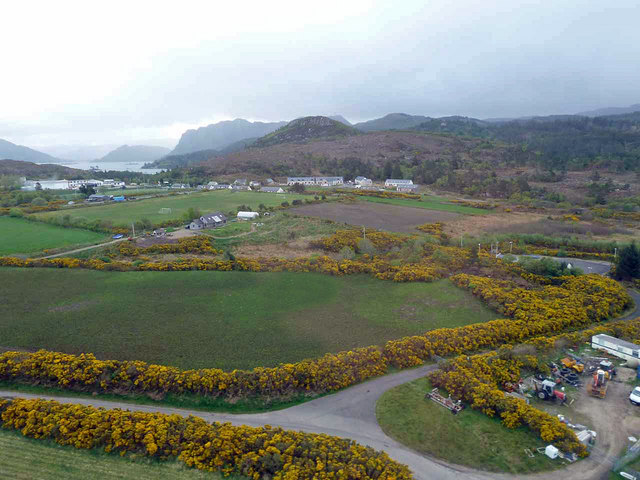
<box><xmin>0</xmin><ymin>216</ymin><xmax>107</xmax><ymax>256</ymax></box>
<box><xmin>35</xmin><ymin>190</ymin><xmax>307</xmax><ymax>228</ymax></box>
<box><xmin>0</xmin><ymin>429</ymin><xmax>235</xmax><ymax>480</ymax></box>
<box><xmin>362</xmin><ymin>195</ymin><xmax>489</xmax><ymax>215</ymax></box>
<box><xmin>0</xmin><ymin>268</ymin><xmax>497</xmax><ymax>370</ymax></box>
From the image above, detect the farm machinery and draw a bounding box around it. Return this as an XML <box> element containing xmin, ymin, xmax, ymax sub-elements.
<box><xmin>587</xmin><ymin>369</ymin><xmax>609</xmax><ymax>398</ymax></box>
<box><xmin>425</xmin><ymin>388</ymin><xmax>464</xmax><ymax>414</ymax></box>
<box><xmin>532</xmin><ymin>379</ymin><xmax>567</xmax><ymax>403</ymax></box>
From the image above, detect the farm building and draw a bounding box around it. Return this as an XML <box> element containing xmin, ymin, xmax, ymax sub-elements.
<box><xmin>238</xmin><ymin>211</ymin><xmax>260</xmax><ymax>220</ymax></box>
<box><xmin>231</xmin><ymin>185</ymin><xmax>251</xmax><ymax>191</ymax></box>
<box><xmin>354</xmin><ymin>176</ymin><xmax>373</xmax><ymax>186</ymax></box>
<box><xmin>385</xmin><ymin>179</ymin><xmax>413</xmax><ymax>187</ymax></box>
<box><xmin>260</xmin><ymin>186</ymin><xmax>284</xmax><ymax>193</ymax></box>
<box><xmin>190</xmin><ymin>212</ymin><xmax>227</xmax><ymax>230</ymax></box>
<box><xmin>250</xmin><ymin>181</ymin><xmax>261</xmax><ymax>188</ymax></box>
<box><xmin>233</xmin><ymin>179</ymin><xmax>247</xmax><ymax>186</ymax></box>
<box><xmin>397</xmin><ymin>184</ymin><xmax>419</xmax><ymax>193</ymax></box>
<box><xmin>286</xmin><ymin>176</ymin><xmax>344</xmax><ymax>186</ymax></box>
<box><xmin>592</xmin><ymin>334</ymin><xmax>640</xmax><ymax>367</ymax></box>
<box><xmin>86</xmin><ymin>194</ymin><xmax>111</xmax><ymax>202</ymax></box>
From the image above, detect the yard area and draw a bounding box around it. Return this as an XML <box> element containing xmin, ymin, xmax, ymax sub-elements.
<box><xmin>376</xmin><ymin>377</ymin><xmax>559</xmax><ymax>474</ymax></box>
<box><xmin>34</xmin><ymin>190</ymin><xmax>307</xmax><ymax>228</ymax></box>
<box><xmin>0</xmin><ymin>216</ymin><xmax>107</xmax><ymax>256</ymax></box>
<box><xmin>0</xmin><ymin>429</ymin><xmax>237</xmax><ymax>480</ymax></box>
<box><xmin>0</xmin><ymin>268</ymin><xmax>497</xmax><ymax>370</ymax></box>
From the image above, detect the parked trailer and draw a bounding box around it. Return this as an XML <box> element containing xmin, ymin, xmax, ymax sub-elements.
<box><xmin>425</xmin><ymin>388</ymin><xmax>464</xmax><ymax>414</ymax></box>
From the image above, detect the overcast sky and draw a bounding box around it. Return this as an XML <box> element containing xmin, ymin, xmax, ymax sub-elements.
<box><xmin>1</xmin><ymin>0</ymin><xmax>639</xmax><ymax>149</ymax></box>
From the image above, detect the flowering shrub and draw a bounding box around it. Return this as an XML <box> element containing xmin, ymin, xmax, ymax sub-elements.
<box><xmin>117</xmin><ymin>237</ymin><xmax>223</xmax><ymax>256</ymax></box>
<box><xmin>336</xmin><ymin>189</ymin><xmax>421</xmax><ymax>200</ymax></box>
<box><xmin>314</xmin><ymin>229</ymin><xmax>414</xmax><ymax>253</ymax></box>
<box><xmin>416</xmin><ymin>222</ymin><xmax>443</xmax><ymax>236</ymax></box>
<box><xmin>450</xmin><ymin>199</ymin><xmax>496</xmax><ymax>209</ymax></box>
<box><xmin>0</xmin><ymin>397</ymin><xmax>412</xmax><ymax>479</ymax></box>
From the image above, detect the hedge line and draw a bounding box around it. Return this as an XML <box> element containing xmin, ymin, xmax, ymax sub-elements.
<box><xmin>0</xmin><ymin>397</ymin><xmax>411</xmax><ymax>480</ymax></box>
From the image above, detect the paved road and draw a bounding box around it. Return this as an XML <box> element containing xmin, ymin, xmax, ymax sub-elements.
<box><xmin>1</xmin><ymin>257</ymin><xmax>638</xmax><ymax>480</ymax></box>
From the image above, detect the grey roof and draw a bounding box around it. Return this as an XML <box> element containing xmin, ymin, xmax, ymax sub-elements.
<box><xmin>191</xmin><ymin>219</ymin><xmax>204</xmax><ymax>226</ymax></box>
<box><xmin>355</xmin><ymin>176</ymin><xmax>368</xmax><ymax>181</ymax></box>
<box><xmin>386</xmin><ymin>179</ymin><xmax>413</xmax><ymax>184</ymax></box>
<box><xmin>201</xmin><ymin>212</ymin><xmax>227</xmax><ymax>223</ymax></box>
<box><xmin>593</xmin><ymin>334</ymin><xmax>640</xmax><ymax>350</ymax></box>
<box><xmin>260</xmin><ymin>186</ymin><xmax>282</xmax><ymax>192</ymax></box>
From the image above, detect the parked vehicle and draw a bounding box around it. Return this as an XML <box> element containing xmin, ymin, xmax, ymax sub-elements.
<box><xmin>630</xmin><ymin>387</ymin><xmax>640</xmax><ymax>406</ymax></box>
<box><xmin>112</xmin><ymin>234</ymin><xmax>124</xmax><ymax>239</ymax></box>
<box><xmin>533</xmin><ymin>379</ymin><xmax>567</xmax><ymax>403</ymax></box>
<box><xmin>561</xmin><ymin>357</ymin><xmax>585</xmax><ymax>373</ymax></box>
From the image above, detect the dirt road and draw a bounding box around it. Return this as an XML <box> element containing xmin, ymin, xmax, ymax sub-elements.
<box><xmin>40</xmin><ymin>237</ymin><xmax>128</xmax><ymax>258</ymax></box>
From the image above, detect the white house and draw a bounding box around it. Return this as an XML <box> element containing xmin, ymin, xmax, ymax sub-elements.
<box><xmin>385</xmin><ymin>179</ymin><xmax>413</xmax><ymax>188</ymax></box>
<box><xmin>286</xmin><ymin>176</ymin><xmax>344</xmax><ymax>186</ymax></box>
<box><xmin>260</xmin><ymin>186</ymin><xmax>285</xmax><ymax>193</ymax></box>
<box><xmin>237</xmin><ymin>211</ymin><xmax>260</xmax><ymax>220</ymax></box>
<box><xmin>354</xmin><ymin>176</ymin><xmax>373</xmax><ymax>187</ymax></box>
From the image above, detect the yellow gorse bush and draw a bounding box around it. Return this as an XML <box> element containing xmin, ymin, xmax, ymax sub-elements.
<box><xmin>0</xmin><ymin>397</ymin><xmax>412</xmax><ymax>480</ymax></box>
<box><xmin>117</xmin><ymin>236</ymin><xmax>223</xmax><ymax>256</ymax></box>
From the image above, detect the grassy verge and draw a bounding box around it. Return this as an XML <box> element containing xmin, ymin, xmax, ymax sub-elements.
<box><xmin>0</xmin><ymin>428</ymin><xmax>244</xmax><ymax>480</ymax></box>
<box><xmin>362</xmin><ymin>195</ymin><xmax>489</xmax><ymax>215</ymax></box>
<box><xmin>0</xmin><ymin>216</ymin><xmax>107</xmax><ymax>256</ymax></box>
<box><xmin>376</xmin><ymin>377</ymin><xmax>561</xmax><ymax>474</ymax></box>
<box><xmin>0</xmin><ymin>380</ymin><xmax>318</xmax><ymax>414</ymax></box>
<box><xmin>0</xmin><ymin>269</ymin><xmax>498</xmax><ymax>370</ymax></box>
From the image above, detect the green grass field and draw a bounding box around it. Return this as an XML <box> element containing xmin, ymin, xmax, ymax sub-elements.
<box><xmin>362</xmin><ymin>195</ymin><xmax>489</xmax><ymax>214</ymax></box>
<box><xmin>0</xmin><ymin>268</ymin><xmax>497</xmax><ymax>370</ymax></box>
<box><xmin>35</xmin><ymin>190</ymin><xmax>307</xmax><ymax>228</ymax></box>
<box><xmin>0</xmin><ymin>429</ymin><xmax>240</xmax><ymax>480</ymax></box>
<box><xmin>0</xmin><ymin>216</ymin><xmax>107</xmax><ymax>256</ymax></box>
<box><xmin>376</xmin><ymin>378</ymin><xmax>559</xmax><ymax>474</ymax></box>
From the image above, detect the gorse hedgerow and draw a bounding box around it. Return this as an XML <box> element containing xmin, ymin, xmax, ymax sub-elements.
<box><xmin>0</xmin><ymin>398</ymin><xmax>412</xmax><ymax>480</ymax></box>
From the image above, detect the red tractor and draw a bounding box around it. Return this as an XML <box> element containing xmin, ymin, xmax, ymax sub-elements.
<box><xmin>533</xmin><ymin>379</ymin><xmax>567</xmax><ymax>403</ymax></box>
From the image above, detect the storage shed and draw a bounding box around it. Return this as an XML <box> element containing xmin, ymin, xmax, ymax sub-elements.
<box><xmin>237</xmin><ymin>211</ymin><xmax>259</xmax><ymax>220</ymax></box>
<box><xmin>592</xmin><ymin>334</ymin><xmax>640</xmax><ymax>367</ymax></box>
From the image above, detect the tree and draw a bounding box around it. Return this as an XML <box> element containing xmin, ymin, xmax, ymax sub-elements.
<box><xmin>35</xmin><ymin>182</ymin><xmax>42</xmax><ymax>191</ymax></box>
<box><xmin>391</xmin><ymin>164</ymin><xmax>403</xmax><ymax>179</ymax></box>
<box><xmin>290</xmin><ymin>183</ymin><xmax>305</xmax><ymax>193</ymax></box>
<box><xmin>615</xmin><ymin>242</ymin><xmax>640</xmax><ymax>280</ymax></box>
<box><xmin>79</xmin><ymin>184</ymin><xmax>95</xmax><ymax>196</ymax></box>
<box><xmin>383</xmin><ymin>161</ymin><xmax>393</xmax><ymax>179</ymax></box>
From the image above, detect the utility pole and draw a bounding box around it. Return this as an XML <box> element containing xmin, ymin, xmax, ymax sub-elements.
<box><xmin>510</xmin><ymin>241</ymin><xmax>513</xmax><ymax>253</ymax></box>
<box><xmin>363</xmin><ymin>225</ymin><xmax>366</xmax><ymax>239</ymax></box>
<box><xmin>132</xmin><ymin>222</ymin><xmax>135</xmax><ymax>238</ymax></box>
<box><xmin>614</xmin><ymin>247</ymin><xmax>617</xmax><ymax>258</ymax></box>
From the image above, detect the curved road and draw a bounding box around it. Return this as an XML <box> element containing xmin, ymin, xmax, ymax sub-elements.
<box><xmin>1</xmin><ymin>258</ymin><xmax>638</xmax><ymax>480</ymax></box>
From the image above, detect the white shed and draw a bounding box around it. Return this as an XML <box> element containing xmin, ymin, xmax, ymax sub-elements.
<box><xmin>592</xmin><ymin>334</ymin><xmax>640</xmax><ymax>367</ymax></box>
<box><xmin>237</xmin><ymin>211</ymin><xmax>259</xmax><ymax>220</ymax></box>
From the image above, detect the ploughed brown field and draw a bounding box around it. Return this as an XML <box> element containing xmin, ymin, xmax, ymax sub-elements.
<box><xmin>291</xmin><ymin>202</ymin><xmax>460</xmax><ymax>232</ymax></box>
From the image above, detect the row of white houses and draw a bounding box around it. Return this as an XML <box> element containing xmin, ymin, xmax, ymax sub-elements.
<box><xmin>21</xmin><ymin>178</ymin><xmax>124</xmax><ymax>191</ymax></box>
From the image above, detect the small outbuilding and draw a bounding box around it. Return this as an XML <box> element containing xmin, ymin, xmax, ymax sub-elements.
<box><xmin>592</xmin><ymin>334</ymin><xmax>640</xmax><ymax>367</ymax></box>
<box><xmin>259</xmin><ymin>186</ymin><xmax>284</xmax><ymax>193</ymax></box>
<box><xmin>237</xmin><ymin>211</ymin><xmax>259</xmax><ymax>220</ymax></box>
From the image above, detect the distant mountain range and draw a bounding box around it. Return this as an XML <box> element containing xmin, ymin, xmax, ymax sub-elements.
<box><xmin>170</xmin><ymin>119</ymin><xmax>287</xmax><ymax>156</ymax></box>
<box><xmin>39</xmin><ymin>144</ymin><xmax>118</xmax><ymax>162</ymax></box>
<box><xmin>576</xmin><ymin>104</ymin><xmax>640</xmax><ymax>117</ymax></box>
<box><xmin>0</xmin><ymin>138</ymin><xmax>62</xmax><ymax>164</ymax></box>
<box><xmin>98</xmin><ymin>144</ymin><xmax>171</xmax><ymax>163</ymax></box>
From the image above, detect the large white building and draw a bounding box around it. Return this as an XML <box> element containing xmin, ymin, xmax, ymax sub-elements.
<box><xmin>385</xmin><ymin>179</ymin><xmax>413</xmax><ymax>187</ymax></box>
<box><xmin>287</xmin><ymin>176</ymin><xmax>344</xmax><ymax>186</ymax></box>
<box><xmin>354</xmin><ymin>176</ymin><xmax>373</xmax><ymax>187</ymax></box>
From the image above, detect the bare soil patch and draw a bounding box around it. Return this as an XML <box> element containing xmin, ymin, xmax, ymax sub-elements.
<box><xmin>291</xmin><ymin>202</ymin><xmax>462</xmax><ymax>232</ymax></box>
<box><xmin>444</xmin><ymin>211</ymin><xmax>544</xmax><ymax>236</ymax></box>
